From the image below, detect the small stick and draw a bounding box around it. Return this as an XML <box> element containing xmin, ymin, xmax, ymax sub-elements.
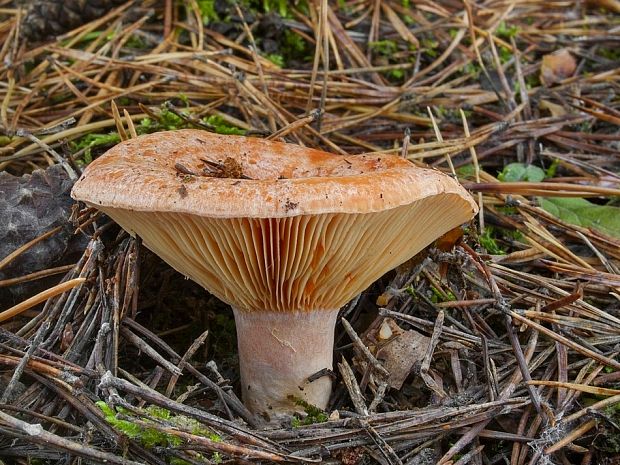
<box><xmin>338</xmin><ymin>357</ymin><xmax>368</xmax><ymax>416</ymax></box>
<box><xmin>0</xmin><ymin>410</ymin><xmax>144</xmax><ymax>465</ymax></box>
<box><xmin>510</xmin><ymin>311</ymin><xmax>620</xmax><ymax>370</ymax></box>
<box><xmin>0</xmin><ymin>278</ymin><xmax>86</xmax><ymax>323</ymax></box>
<box><xmin>120</xmin><ymin>327</ymin><xmax>182</xmax><ymax>376</ymax></box>
<box><xmin>0</xmin><ymin>404</ymin><xmax>83</xmax><ymax>433</ymax></box>
<box><xmin>165</xmin><ymin>329</ymin><xmax>209</xmax><ymax>397</ymax></box>
<box><xmin>528</xmin><ymin>380</ymin><xmax>620</xmax><ymax>397</ymax></box>
<box><xmin>163</xmin><ymin>0</ymin><xmax>173</xmax><ymax>38</ymax></box>
<box><xmin>266</xmin><ymin>109</ymin><xmax>322</xmax><ymax>141</ymax></box>
<box><xmin>0</xmin><ymin>264</ymin><xmax>76</xmax><ymax>288</ymax></box>
<box><xmin>205</xmin><ymin>360</ymin><xmax>226</xmax><ymax>384</ymax></box>
<box><xmin>544</xmin><ymin>420</ymin><xmax>596</xmax><ymax>455</ymax></box>
<box><xmin>368</xmin><ymin>380</ymin><xmax>389</xmax><ymax>413</ymax></box>
<box><xmin>560</xmin><ymin>393</ymin><xmax>620</xmax><ymax>424</ymax></box>
<box><xmin>452</xmin><ymin>445</ymin><xmax>485</xmax><ymax>465</ymax></box>
<box><xmin>504</xmin><ymin>315</ymin><xmax>542</xmax><ymax>413</ymax></box>
<box><xmin>380</xmin><ymin>308</ymin><xmax>481</xmax><ymax>347</ymax></box>
<box><xmin>427</xmin><ymin>107</ymin><xmax>455</xmax><ymax>176</ymax></box>
<box><xmin>123</xmin><ymin>109</ymin><xmax>138</xmax><ymax>138</ymax></box>
<box><xmin>341</xmin><ymin>318</ymin><xmax>389</xmax><ymax>379</ymax></box>
<box><xmin>481</xmin><ymin>335</ymin><xmax>498</xmax><ymax>401</ymax></box>
<box><xmin>420</xmin><ymin>311</ymin><xmax>447</xmax><ymax>399</ymax></box>
<box><xmin>436</xmin><ymin>298</ymin><xmax>496</xmax><ymax>308</ymax></box>
<box><xmin>0</xmin><ymin>320</ymin><xmax>51</xmax><ymax>403</ymax></box>
<box><xmin>124</xmin><ymin>318</ymin><xmax>255</xmax><ymax>425</ymax></box>
<box><xmin>400</xmin><ymin>127</ymin><xmax>410</xmax><ymax>158</ymax></box>
<box><xmin>98</xmin><ymin>372</ymin><xmax>283</xmax><ymax>451</ymax></box>
<box><xmin>462</xmin><ymin>181</ymin><xmax>620</xmax><ymax>197</ymax></box>
<box><xmin>111</xmin><ymin>100</ymin><xmax>128</xmax><ymax>141</ymax></box>
<box><xmin>460</xmin><ymin>108</ymin><xmax>484</xmax><ymax>232</ymax></box>
<box><xmin>362</xmin><ymin>420</ymin><xmax>403</xmax><ymax>465</ymax></box>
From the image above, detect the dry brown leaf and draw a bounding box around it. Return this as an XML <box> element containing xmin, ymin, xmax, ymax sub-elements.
<box><xmin>357</xmin><ymin>318</ymin><xmax>430</xmax><ymax>389</ymax></box>
<box><xmin>540</xmin><ymin>49</ymin><xmax>577</xmax><ymax>86</ymax></box>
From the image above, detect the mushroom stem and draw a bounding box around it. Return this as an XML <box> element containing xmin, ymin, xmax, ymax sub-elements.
<box><xmin>232</xmin><ymin>308</ymin><xmax>338</xmax><ymax>419</ymax></box>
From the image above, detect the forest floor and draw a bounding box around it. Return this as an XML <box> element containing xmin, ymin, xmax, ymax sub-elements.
<box><xmin>0</xmin><ymin>1</ymin><xmax>619</xmax><ymax>464</ymax></box>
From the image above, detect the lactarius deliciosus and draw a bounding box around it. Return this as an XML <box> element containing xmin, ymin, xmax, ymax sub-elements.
<box><xmin>71</xmin><ymin>129</ymin><xmax>478</xmax><ymax>419</ymax></box>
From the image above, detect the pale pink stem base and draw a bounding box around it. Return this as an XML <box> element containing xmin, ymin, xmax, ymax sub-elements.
<box><xmin>232</xmin><ymin>308</ymin><xmax>339</xmax><ymax>419</ymax></box>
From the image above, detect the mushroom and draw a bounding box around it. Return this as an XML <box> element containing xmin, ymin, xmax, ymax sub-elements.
<box><xmin>71</xmin><ymin>129</ymin><xmax>478</xmax><ymax>419</ymax></box>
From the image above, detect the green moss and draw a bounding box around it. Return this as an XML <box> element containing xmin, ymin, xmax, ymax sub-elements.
<box><xmin>158</xmin><ymin>106</ymin><xmax>187</xmax><ymax>130</ymax></box>
<box><xmin>259</xmin><ymin>0</ymin><xmax>289</xmax><ymax>17</ymax></box>
<box><xmin>600</xmin><ymin>47</ymin><xmax>620</xmax><ymax>61</ymax></box>
<box><xmin>266</xmin><ymin>53</ymin><xmax>285</xmax><ymax>67</ymax></box>
<box><xmin>70</xmin><ymin>132</ymin><xmax>121</xmax><ymax>164</ymax></box>
<box><xmin>405</xmin><ymin>285</ymin><xmax>416</xmax><ymax>297</ymax></box>
<box><xmin>125</xmin><ymin>34</ymin><xmax>148</xmax><ymax>49</ymax></box>
<box><xmin>177</xmin><ymin>93</ymin><xmax>190</xmax><ymax>107</ymax></box>
<box><xmin>369</xmin><ymin>40</ymin><xmax>398</xmax><ymax>56</ymax></box>
<box><xmin>170</xmin><ymin>458</ymin><xmax>192</xmax><ymax>465</ymax></box>
<box><xmin>282</xmin><ymin>29</ymin><xmax>309</xmax><ymax>61</ymax></box>
<box><xmin>463</xmin><ymin>62</ymin><xmax>481</xmax><ymax>78</ymax></box>
<box><xmin>387</xmin><ymin>69</ymin><xmax>405</xmax><ymax>80</ymax></box>
<box><xmin>289</xmin><ymin>397</ymin><xmax>329</xmax><ymax>426</ymax></box>
<box><xmin>241</xmin><ymin>0</ymin><xmax>291</xmax><ymax>17</ymax></box>
<box><xmin>479</xmin><ymin>227</ymin><xmax>506</xmax><ymax>255</ymax></box>
<box><xmin>79</xmin><ymin>31</ymin><xmax>104</xmax><ymax>42</ymax></box>
<box><xmin>525</xmin><ymin>74</ymin><xmax>540</xmax><ymax>89</ymax></box>
<box><xmin>96</xmin><ymin>402</ymin><xmax>223</xmax><ymax>451</ymax></box>
<box><xmin>203</xmin><ymin>115</ymin><xmax>246</xmax><ymax>135</ymax></box>
<box><xmin>197</xmin><ymin>0</ymin><xmax>219</xmax><ymax>24</ymax></box>
<box><xmin>97</xmin><ymin>402</ymin><xmax>182</xmax><ymax>448</ymax></box>
<box><xmin>368</xmin><ymin>40</ymin><xmax>409</xmax><ymax>82</ymax></box>
<box><xmin>594</xmin><ymin>404</ymin><xmax>620</xmax><ymax>453</ymax></box>
<box><xmin>430</xmin><ymin>286</ymin><xmax>456</xmax><ymax>303</ymax></box>
<box><xmin>422</xmin><ymin>38</ymin><xmax>439</xmax><ymax>57</ymax></box>
<box><xmin>498</xmin><ymin>45</ymin><xmax>512</xmax><ymax>64</ymax></box>
<box><xmin>146</xmin><ymin>405</ymin><xmax>173</xmax><ymax>421</ymax></box>
<box><xmin>504</xmin><ymin>228</ymin><xmax>524</xmax><ymax>242</ymax></box>
<box><xmin>496</xmin><ymin>21</ymin><xmax>519</xmax><ymax>40</ymax></box>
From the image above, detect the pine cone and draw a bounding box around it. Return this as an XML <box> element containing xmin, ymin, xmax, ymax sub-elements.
<box><xmin>21</xmin><ymin>0</ymin><xmax>126</xmax><ymax>41</ymax></box>
<box><xmin>0</xmin><ymin>165</ymin><xmax>87</xmax><ymax>306</ymax></box>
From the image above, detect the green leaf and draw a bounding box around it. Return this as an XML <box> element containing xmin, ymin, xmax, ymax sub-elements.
<box><xmin>498</xmin><ymin>163</ymin><xmax>546</xmax><ymax>182</ymax></box>
<box><xmin>539</xmin><ymin>197</ymin><xmax>620</xmax><ymax>239</ymax></box>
